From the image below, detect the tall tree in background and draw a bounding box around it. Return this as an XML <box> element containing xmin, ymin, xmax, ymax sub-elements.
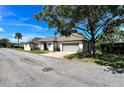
<box><xmin>34</xmin><ymin>5</ymin><xmax>124</xmax><ymax>56</ymax></box>
<box><xmin>15</xmin><ymin>32</ymin><xmax>23</xmax><ymax>47</ymax></box>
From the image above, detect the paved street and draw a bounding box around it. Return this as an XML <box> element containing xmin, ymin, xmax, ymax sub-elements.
<box><xmin>0</xmin><ymin>48</ymin><xmax>124</xmax><ymax>87</ymax></box>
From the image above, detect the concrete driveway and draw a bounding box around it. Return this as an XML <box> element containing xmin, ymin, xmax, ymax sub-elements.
<box><xmin>41</xmin><ymin>52</ymin><xmax>75</xmax><ymax>59</ymax></box>
<box><xmin>0</xmin><ymin>48</ymin><xmax>124</xmax><ymax>87</ymax></box>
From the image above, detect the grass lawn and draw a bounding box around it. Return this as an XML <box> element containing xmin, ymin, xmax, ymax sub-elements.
<box><xmin>64</xmin><ymin>53</ymin><xmax>97</xmax><ymax>63</ymax></box>
<box><xmin>13</xmin><ymin>48</ymin><xmax>48</xmax><ymax>54</ymax></box>
<box><xmin>64</xmin><ymin>52</ymin><xmax>124</xmax><ymax>68</ymax></box>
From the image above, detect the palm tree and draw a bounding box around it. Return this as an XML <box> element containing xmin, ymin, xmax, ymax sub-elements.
<box><xmin>15</xmin><ymin>32</ymin><xmax>22</xmax><ymax>47</ymax></box>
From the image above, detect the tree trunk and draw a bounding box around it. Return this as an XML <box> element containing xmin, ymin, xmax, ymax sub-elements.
<box><xmin>91</xmin><ymin>32</ymin><xmax>96</xmax><ymax>56</ymax></box>
<box><xmin>92</xmin><ymin>39</ymin><xmax>96</xmax><ymax>56</ymax></box>
<box><xmin>18</xmin><ymin>39</ymin><xmax>19</xmax><ymax>47</ymax></box>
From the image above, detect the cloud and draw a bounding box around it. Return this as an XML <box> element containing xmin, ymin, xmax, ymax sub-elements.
<box><xmin>0</xmin><ymin>15</ymin><xmax>3</xmax><ymax>21</ymax></box>
<box><xmin>20</xmin><ymin>17</ymin><xmax>30</xmax><ymax>21</ymax></box>
<box><xmin>0</xmin><ymin>6</ymin><xmax>16</xmax><ymax>17</ymax></box>
<box><xmin>0</xmin><ymin>23</ymin><xmax>48</xmax><ymax>31</ymax></box>
<box><xmin>0</xmin><ymin>10</ymin><xmax>16</xmax><ymax>17</ymax></box>
<box><xmin>0</xmin><ymin>27</ymin><xmax>4</xmax><ymax>32</ymax></box>
<box><xmin>10</xmin><ymin>34</ymin><xmax>44</xmax><ymax>43</ymax></box>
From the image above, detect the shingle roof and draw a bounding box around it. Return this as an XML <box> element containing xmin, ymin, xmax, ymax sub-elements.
<box><xmin>38</xmin><ymin>33</ymin><xmax>84</xmax><ymax>43</ymax></box>
<box><xmin>25</xmin><ymin>33</ymin><xmax>84</xmax><ymax>44</ymax></box>
<box><xmin>25</xmin><ymin>37</ymin><xmax>42</xmax><ymax>44</ymax></box>
<box><xmin>57</xmin><ymin>33</ymin><xmax>84</xmax><ymax>42</ymax></box>
<box><xmin>39</xmin><ymin>36</ymin><xmax>57</xmax><ymax>42</ymax></box>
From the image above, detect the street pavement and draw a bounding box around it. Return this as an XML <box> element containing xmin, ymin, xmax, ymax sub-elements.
<box><xmin>0</xmin><ymin>48</ymin><xmax>124</xmax><ymax>87</ymax></box>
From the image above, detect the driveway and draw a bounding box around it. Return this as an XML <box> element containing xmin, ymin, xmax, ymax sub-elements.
<box><xmin>41</xmin><ymin>52</ymin><xmax>75</xmax><ymax>59</ymax></box>
<box><xmin>0</xmin><ymin>48</ymin><xmax>124</xmax><ymax>87</ymax></box>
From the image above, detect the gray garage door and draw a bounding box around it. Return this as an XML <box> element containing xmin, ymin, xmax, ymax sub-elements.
<box><xmin>63</xmin><ymin>43</ymin><xmax>79</xmax><ymax>52</ymax></box>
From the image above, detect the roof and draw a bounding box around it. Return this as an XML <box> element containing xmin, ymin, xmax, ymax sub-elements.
<box><xmin>38</xmin><ymin>33</ymin><xmax>84</xmax><ymax>43</ymax></box>
<box><xmin>25</xmin><ymin>37</ymin><xmax>42</xmax><ymax>44</ymax></box>
<box><xmin>25</xmin><ymin>33</ymin><xmax>85</xmax><ymax>44</ymax></box>
<box><xmin>39</xmin><ymin>36</ymin><xmax>57</xmax><ymax>42</ymax></box>
<box><xmin>57</xmin><ymin>33</ymin><xmax>84</xmax><ymax>42</ymax></box>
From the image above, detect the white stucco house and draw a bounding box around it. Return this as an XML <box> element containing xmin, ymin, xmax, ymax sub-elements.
<box><xmin>24</xmin><ymin>33</ymin><xmax>91</xmax><ymax>53</ymax></box>
<box><xmin>23</xmin><ymin>37</ymin><xmax>42</xmax><ymax>51</ymax></box>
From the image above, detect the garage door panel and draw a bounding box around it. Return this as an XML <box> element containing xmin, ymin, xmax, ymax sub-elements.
<box><xmin>63</xmin><ymin>43</ymin><xmax>79</xmax><ymax>52</ymax></box>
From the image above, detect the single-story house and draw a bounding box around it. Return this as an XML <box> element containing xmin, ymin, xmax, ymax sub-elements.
<box><xmin>24</xmin><ymin>37</ymin><xmax>42</xmax><ymax>51</ymax></box>
<box><xmin>24</xmin><ymin>33</ymin><xmax>91</xmax><ymax>53</ymax></box>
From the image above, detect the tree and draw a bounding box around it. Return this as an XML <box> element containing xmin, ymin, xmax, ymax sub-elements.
<box><xmin>102</xmin><ymin>27</ymin><xmax>124</xmax><ymax>43</ymax></box>
<box><xmin>15</xmin><ymin>32</ymin><xmax>23</xmax><ymax>47</ymax></box>
<box><xmin>34</xmin><ymin>5</ymin><xmax>124</xmax><ymax>56</ymax></box>
<box><xmin>0</xmin><ymin>38</ymin><xmax>9</xmax><ymax>48</ymax></box>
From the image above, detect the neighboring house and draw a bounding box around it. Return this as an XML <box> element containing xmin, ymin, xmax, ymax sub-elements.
<box><xmin>24</xmin><ymin>37</ymin><xmax>42</xmax><ymax>51</ymax></box>
<box><xmin>24</xmin><ymin>33</ymin><xmax>91</xmax><ymax>53</ymax></box>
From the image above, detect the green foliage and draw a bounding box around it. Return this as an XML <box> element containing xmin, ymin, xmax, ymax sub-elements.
<box><xmin>14</xmin><ymin>48</ymin><xmax>48</xmax><ymax>54</ymax></box>
<box><xmin>34</xmin><ymin>5</ymin><xmax>124</xmax><ymax>55</ymax></box>
<box><xmin>7</xmin><ymin>42</ymin><xmax>15</xmax><ymax>48</ymax></box>
<box><xmin>64</xmin><ymin>52</ymin><xmax>124</xmax><ymax>68</ymax></box>
<box><xmin>95</xmin><ymin>53</ymin><xmax>124</xmax><ymax>68</ymax></box>
<box><xmin>0</xmin><ymin>38</ymin><xmax>9</xmax><ymax>48</ymax></box>
<box><xmin>15</xmin><ymin>32</ymin><xmax>23</xmax><ymax>46</ymax></box>
<box><xmin>0</xmin><ymin>38</ymin><xmax>15</xmax><ymax>48</ymax></box>
<box><xmin>64</xmin><ymin>52</ymin><xmax>97</xmax><ymax>63</ymax></box>
<box><xmin>15</xmin><ymin>32</ymin><xmax>23</xmax><ymax>39</ymax></box>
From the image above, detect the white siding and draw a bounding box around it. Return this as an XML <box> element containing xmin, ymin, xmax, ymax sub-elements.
<box><xmin>59</xmin><ymin>43</ymin><xmax>63</xmax><ymax>52</ymax></box>
<box><xmin>47</xmin><ymin>43</ymin><xmax>54</xmax><ymax>51</ymax></box>
<box><xmin>24</xmin><ymin>44</ymin><xmax>31</xmax><ymax>51</ymax></box>
<box><xmin>79</xmin><ymin>42</ymin><xmax>83</xmax><ymax>52</ymax></box>
<box><xmin>38</xmin><ymin>44</ymin><xmax>44</xmax><ymax>51</ymax></box>
<box><xmin>24</xmin><ymin>44</ymin><xmax>35</xmax><ymax>51</ymax></box>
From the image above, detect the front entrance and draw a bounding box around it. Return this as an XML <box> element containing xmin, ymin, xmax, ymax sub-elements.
<box><xmin>44</xmin><ymin>43</ymin><xmax>47</xmax><ymax>50</ymax></box>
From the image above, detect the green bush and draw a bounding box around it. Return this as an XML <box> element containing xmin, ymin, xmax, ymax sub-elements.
<box><xmin>95</xmin><ymin>53</ymin><xmax>124</xmax><ymax>68</ymax></box>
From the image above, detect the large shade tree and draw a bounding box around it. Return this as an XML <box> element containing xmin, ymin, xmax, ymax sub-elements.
<box><xmin>34</xmin><ymin>5</ymin><xmax>124</xmax><ymax>55</ymax></box>
<box><xmin>15</xmin><ymin>32</ymin><xmax>23</xmax><ymax>47</ymax></box>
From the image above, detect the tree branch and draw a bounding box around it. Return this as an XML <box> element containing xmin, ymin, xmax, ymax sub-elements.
<box><xmin>95</xmin><ymin>16</ymin><xmax>116</xmax><ymax>35</ymax></box>
<box><xmin>75</xmin><ymin>26</ymin><xmax>91</xmax><ymax>39</ymax></box>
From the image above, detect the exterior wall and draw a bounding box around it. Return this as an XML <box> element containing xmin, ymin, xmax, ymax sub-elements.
<box><xmin>59</xmin><ymin>43</ymin><xmax>63</xmax><ymax>52</ymax></box>
<box><xmin>78</xmin><ymin>41</ymin><xmax>83</xmax><ymax>52</ymax></box>
<box><xmin>37</xmin><ymin>43</ymin><xmax>44</xmax><ymax>51</ymax></box>
<box><xmin>47</xmin><ymin>42</ymin><xmax>54</xmax><ymax>51</ymax></box>
<box><xmin>24</xmin><ymin>44</ymin><xmax>31</xmax><ymax>51</ymax></box>
<box><xmin>24</xmin><ymin>44</ymin><xmax>35</xmax><ymax>51</ymax></box>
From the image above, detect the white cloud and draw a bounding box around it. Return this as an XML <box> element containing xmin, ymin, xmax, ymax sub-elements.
<box><xmin>0</xmin><ymin>15</ymin><xmax>3</xmax><ymax>21</ymax></box>
<box><xmin>10</xmin><ymin>34</ymin><xmax>44</xmax><ymax>43</ymax></box>
<box><xmin>0</xmin><ymin>10</ymin><xmax>16</xmax><ymax>17</ymax></box>
<box><xmin>20</xmin><ymin>17</ymin><xmax>30</xmax><ymax>21</ymax></box>
<box><xmin>0</xmin><ymin>27</ymin><xmax>4</xmax><ymax>32</ymax></box>
<box><xmin>0</xmin><ymin>23</ymin><xmax>48</xmax><ymax>31</ymax></box>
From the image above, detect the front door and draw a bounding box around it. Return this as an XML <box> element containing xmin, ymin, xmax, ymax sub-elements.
<box><xmin>44</xmin><ymin>43</ymin><xmax>47</xmax><ymax>50</ymax></box>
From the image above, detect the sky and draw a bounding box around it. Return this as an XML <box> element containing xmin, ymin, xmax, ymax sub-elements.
<box><xmin>0</xmin><ymin>5</ymin><xmax>55</xmax><ymax>43</ymax></box>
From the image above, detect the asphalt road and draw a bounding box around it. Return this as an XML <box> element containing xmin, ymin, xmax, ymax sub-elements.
<box><xmin>0</xmin><ymin>48</ymin><xmax>124</xmax><ymax>87</ymax></box>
